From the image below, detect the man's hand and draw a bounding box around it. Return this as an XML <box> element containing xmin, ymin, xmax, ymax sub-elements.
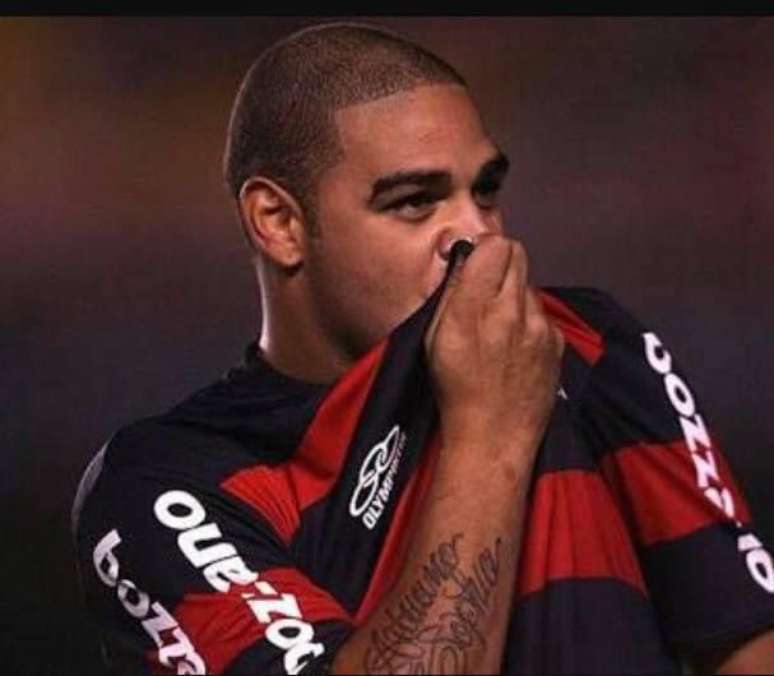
<box><xmin>424</xmin><ymin>233</ymin><xmax>565</xmax><ymax>464</ymax></box>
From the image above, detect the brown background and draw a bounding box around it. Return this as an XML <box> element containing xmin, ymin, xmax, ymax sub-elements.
<box><xmin>3</xmin><ymin>16</ymin><xmax>773</xmax><ymax>672</ymax></box>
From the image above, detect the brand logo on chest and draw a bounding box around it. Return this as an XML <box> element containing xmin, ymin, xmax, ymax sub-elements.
<box><xmin>349</xmin><ymin>424</ymin><xmax>407</xmax><ymax>530</ymax></box>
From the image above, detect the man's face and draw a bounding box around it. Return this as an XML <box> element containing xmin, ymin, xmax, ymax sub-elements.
<box><xmin>303</xmin><ymin>83</ymin><xmax>508</xmax><ymax>361</ymax></box>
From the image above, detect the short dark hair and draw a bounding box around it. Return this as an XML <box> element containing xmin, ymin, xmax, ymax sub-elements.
<box><xmin>223</xmin><ymin>22</ymin><xmax>467</xmax><ymax>234</ymax></box>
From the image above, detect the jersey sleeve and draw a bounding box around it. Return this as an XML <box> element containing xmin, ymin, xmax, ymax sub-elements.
<box><xmin>73</xmin><ymin>434</ymin><xmax>354</xmax><ymax>675</ymax></box>
<box><xmin>574</xmin><ymin>290</ymin><xmax>774</xmax><ymax>655</ymax></box>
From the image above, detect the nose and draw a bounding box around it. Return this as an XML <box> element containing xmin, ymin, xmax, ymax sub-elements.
<box><xmin>436</xmin><ymin>202</ymin><xmax>500</xmax><ymax>263</ymax></box>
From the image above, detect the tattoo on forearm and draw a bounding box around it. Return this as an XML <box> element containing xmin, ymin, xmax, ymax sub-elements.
<box><xmin>364</xmin><ymin>534</ymin><xmax>503</xmax><ymax>674</ymax></box>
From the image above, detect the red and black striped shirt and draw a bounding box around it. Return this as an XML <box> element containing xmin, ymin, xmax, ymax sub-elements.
<box><xmin>73</xmin><ymin>283</ymin><xmax>774</xmax><ymax>674</ymax></box>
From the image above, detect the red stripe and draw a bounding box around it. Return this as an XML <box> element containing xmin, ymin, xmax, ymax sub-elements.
<box><xmin>538</xmin><ymin>290</ymin><xmax>604</xmax><ymax>366</ymax></box>
<box><xmin>516</xmin><ymin>469</ymin><xmax>646</xmax><ymax>599</ymax></box>
<box><xmin>599</xmin><ymin>440</ymin><xmax>752</xmax><ymax>547</ymax></box>
<box><xmin>221</xmin><ymin>339</ymin><xmax>388</xmax><ymax>544</ymax></box>
<box><xmin>172</xmin><ymin>567</ymin><xmax>352</xmax><ymax>674</ymax></box>
<box><xmin>353</xmin><ymin>432</ymin><xmax>442</xmax><ymax>624</ymax></box>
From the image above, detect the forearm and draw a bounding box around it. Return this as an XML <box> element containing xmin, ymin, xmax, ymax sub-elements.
<box><xmin>332</xmin><ymin>434</ymin><xmax>535</xmax><ymax>674</ymax></box>
<box><xmin>687</xmin><ymin>628</ymin><xmax>774</xmax><ymax>674</ymax></box>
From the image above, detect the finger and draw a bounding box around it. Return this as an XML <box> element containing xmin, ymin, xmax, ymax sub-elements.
<box><xmin>496</xmin><ymin>240</ymin><xmax>529</xmax><ymax>323</ymax></box>
<box><xmin>526</xmin><ymin>288</ymin><xmax>565</xmax><ymax>357</ymax></box>
<box><xmin>524</xmin><ymin>286</ymin><xmax>541</xmax><ymax>325</ymax></box>
<box><xmin>454</xmin><ymin>234</ymin><xmax>512</xmax><ymax>306</ymax></box>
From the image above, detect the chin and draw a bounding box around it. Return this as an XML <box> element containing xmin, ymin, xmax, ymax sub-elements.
<box><xmin>354</xmin><ymin>298</ymin><xmax>425</xmax><ymax>353</ymax></box>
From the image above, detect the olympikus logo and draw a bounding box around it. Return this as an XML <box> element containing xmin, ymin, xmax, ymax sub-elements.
<box><xmin>643</xmin><ymin>331</ymin><xmax>774</xmax><ymax>594</ymax></box>
<box><xmin>350</xmin><ymin>425</ymin><xmax>407</xmax><ymax>530</ymax></box>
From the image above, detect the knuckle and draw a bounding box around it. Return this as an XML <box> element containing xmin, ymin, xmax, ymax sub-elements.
<box><xmin>525</xmin><ymin>300</ymin><xmax>548</xmax><ymax>327</ymax></box>
<box><xmin>510</xmin><ymin>240</ymin><xmax>528</xmax><ymax>265</ymax></box>
<box><xmin>481</xmin><ymin>326</ymin><xmax>509</xmax><ymax>352</ymax></box>
<box><xmin>525</xmin><ymin>313</ymin><xmax>552</xmax><ymax>343</ymax></box>
<box><xmin>510</xmin><ymin>238</ymin><xmax>526</xmax><ymax>256</ymax></box>
<box><xmin>493</xmin><ymin>301</ymin><xmax>520</xmax><ymax>329</ymax></box>
<box><xmin>484</xmin><ymin>312</ymin><xmax>516</xmax><ymax>343</ymax></box>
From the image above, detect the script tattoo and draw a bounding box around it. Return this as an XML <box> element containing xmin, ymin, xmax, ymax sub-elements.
<box><xmin>364</xmin><ymin>533</ymin><xmax>503</xmax><ymax>674</ymax></box>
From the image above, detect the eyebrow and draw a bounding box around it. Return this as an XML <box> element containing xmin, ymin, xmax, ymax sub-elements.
<box><xmin>368</xmin><ymin>169</ymin><xmax>450</xmax><ymax>206</ymax></box>
<box><xmin>474</xmin><ymin>151</ymin><xmax>510</xmax><ymax>184</ymax></box>
<box><xmin>368</xmin><ymin>150</ymin><xmax>511</xmax><ymax>206</ymax></box>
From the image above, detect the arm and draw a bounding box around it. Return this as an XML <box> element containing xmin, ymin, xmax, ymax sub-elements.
<box><xmin>74</xmin><ymin>430</ymin><xmax>354</xmax><ymax>675</ymax></box>
<box><xmin>333</xmin><ymin>424</ymin><xmax>536</xmax><ymax>674</ymax></box>
<box><xmin>567</xmin><ymin>288</ymin><xmax>774</xmax><ymax>671</ymax></box>
<box><xmin>333</xmin><ymin>234</ymin><xmax>565</xmax><ymax>674</ymax></box>
<box><xmin>690</xmin><ymin>628</ymin><xmax>774</xmax><ymax>674</ymax></box>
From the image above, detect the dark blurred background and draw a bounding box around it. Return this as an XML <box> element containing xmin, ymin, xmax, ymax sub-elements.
<box><xmin>3</xmin><ymin>16</ymin><xmax>773</xmax><ymax>673</ymax></box>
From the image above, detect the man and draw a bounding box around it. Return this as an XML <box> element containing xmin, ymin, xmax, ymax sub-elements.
<box><xmin>73</xmin><ymin>22</ymin><xmax>774</xmax><ymax>674</ymax></box>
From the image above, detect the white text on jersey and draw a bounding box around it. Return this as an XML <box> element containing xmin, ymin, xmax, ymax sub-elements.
<box><xmin>154</xmin><ymin>489</ymin><xmax>325</xmax><ymax>674</ymax></box>
<box><xmin>643</xmin><ymin>331</ymin><xmax>774</xmax><ymax>593</ymax></box>
<box><xmin>93</xmin><ymin>529</ymin><xmax>207</xmax><ymax>674</ymax></box>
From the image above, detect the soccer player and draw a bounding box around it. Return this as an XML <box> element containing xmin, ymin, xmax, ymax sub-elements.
<box><xmin>73</xmin><ymin>22</ymin><xmax>774</xmax><ymax>674</ymax></box>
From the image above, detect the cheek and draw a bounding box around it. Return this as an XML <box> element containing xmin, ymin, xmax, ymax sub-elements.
<box><xmin>327</xmin><ymin>226</ymin><xmax>423</xmax><ymax>292</ymax></box>
<box><xmin>363</xmin><ymin>238</ymin><xmax>432</xmax><ymax>302</ymax></box>
<box><xmin>335</xmin><ymin>247</ymin><xmax>415</xmax><ymax>313</ymax></box>
<box><xmin>310</xmin><ymin>236</ymin><xmax>427</xmax><ymax>339</ymax></box>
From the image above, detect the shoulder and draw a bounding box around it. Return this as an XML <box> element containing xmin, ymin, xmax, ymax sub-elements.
<box><xmin>71</xmin><ymin>411</ymin><xmax>296</xmax><ymax>587</ymax></box>
<box><xmin>71</xmin><ymin>415</ymin><xmax>238</xmax><ymax>537</ymax></box>
<box><xmin>95</xmin><ymin>412</ymin><xmax>256</xmax><ymax>486</ymax></box>
<box><xmin>72</xmin><ymin>345</ymin><xmax>332</xmax><ymax>542</ymax></box>
<box><xmin>538</xmin><ymin>286</ymin><xmax>646</xmax><ymax>368</ymax></box>
<box><xmin>539</xmin><ymin>286</ymin><xmax>645</xmax><ymax>336</ymax></box>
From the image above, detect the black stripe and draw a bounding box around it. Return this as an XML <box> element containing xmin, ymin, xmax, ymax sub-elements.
<box><xmin>531</xmin><ymin>396</ymin><xmax>597</xmax><ymax>479</ymax></box>
<box><xmin>291</xmin><ymin>290</ymin><xmax>442</xmax><ymax>614</ymax></box>
<box><xmin>542</xmin><ymin>286</ymin><xmax>646</xmax><ymax>337</ymax></box>
<box><xmin>578</xmin><ymin>326</ymin><xmax>687</xmax><ymax>457</ymax></box>
<box><xmin>640</xmin><ymin>522</ymin><xmax>774</xmax><ymax>651</ymax></box>
<box><xmin>504</xmin><ymin>578</ymin><xmax>681</xmax><ymax>673</ymax></box>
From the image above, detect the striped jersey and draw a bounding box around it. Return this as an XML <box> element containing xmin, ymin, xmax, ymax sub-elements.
<box><xmin>73</xmin><ymin>280</ymin><xmax>774</xmax><ymax>674</ymax></box>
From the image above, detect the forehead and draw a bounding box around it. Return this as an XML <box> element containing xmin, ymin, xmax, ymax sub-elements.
<box><xmin>331</xmin><ymin>84</ymin><xmax>497</xmax><ymax>180</ymax></box>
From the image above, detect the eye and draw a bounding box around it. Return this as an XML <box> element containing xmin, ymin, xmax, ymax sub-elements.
<box><xmin>473</xmin><ymin>180</ymin><xmax>502</xmax><ymax>209</ymax></box>
<box><xmin>387</xmin><ymin>192</ymin><xmax>437</xmax><ymax>221</ymax></box>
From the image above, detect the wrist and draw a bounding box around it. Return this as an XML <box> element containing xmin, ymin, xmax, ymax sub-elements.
<box><xmin>437</xmin><ymin>425</ymin><xmax>540</xmax><ymax>486</ymax></box>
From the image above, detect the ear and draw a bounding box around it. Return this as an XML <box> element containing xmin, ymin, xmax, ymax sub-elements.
<box><xmin>238</xmin><ymin>176</ymin><xmax>308</xmax><ymax>269</ymax></box>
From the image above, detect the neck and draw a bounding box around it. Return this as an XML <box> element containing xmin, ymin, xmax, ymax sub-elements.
<box><xmin>256</xmin><ymin>267</ymin><xmax>355</xmax><ymax>387</ymax></box>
